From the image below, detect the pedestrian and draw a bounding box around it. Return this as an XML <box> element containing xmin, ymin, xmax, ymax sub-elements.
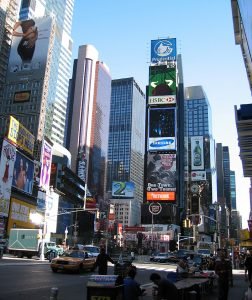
<box><xmin>235</xmin><ymin>255</ymin><xmax>240</xmax><ymax>269</ymax></box>
<box><xmin>245</xmin><ymin>251</ymin><xmax>252</xmax><ymax>286</ymax></box>
<box><xmin>215</xmin><ymin>249</ymin><xmax>230</xmax><ymax>300</ymax></box>
<box><xmin>94</xmin><ymin>247</ymin><xmax>115</xmax><ymax>275</ymax></box>
<box><xmin>150</xmin><ymin>272</ymin><xmax>179</xmax><ymax>300</ymax></box>
<box><xmin>123</xmin><ymin>266</ymin><xmax>144</xmax><ymax>300</ymax></box>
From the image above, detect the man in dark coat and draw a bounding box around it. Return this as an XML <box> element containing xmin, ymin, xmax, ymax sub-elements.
<box><xmin>215</xmin><ymin>249</ymin><xmax>231</xmax><ymax>300</ymax></box>
<box><xmin>94</xmin><ymin>247</ymin><xmax>115</xmax><ymax>275</ymax></box>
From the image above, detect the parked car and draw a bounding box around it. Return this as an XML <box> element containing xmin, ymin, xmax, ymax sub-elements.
<box><xmin>175</xmin><ymin>249</ymin><xmax>191</xmax><ymax>260</ymax></box>
<box><xmin>50</xmin><ymin>250</ymin><xmax>96</xmax><ymax>273</ymax></box>
<box><xmin>152</xmin><ymin>253</ymin><xmax>170</xmax><ymax>263</ymax></box>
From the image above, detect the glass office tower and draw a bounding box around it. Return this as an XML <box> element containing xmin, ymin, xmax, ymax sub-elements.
<box><xmin>107</xmin><ymin>78</ymin><xmax>146</xmax><ymax>205</ymax></box>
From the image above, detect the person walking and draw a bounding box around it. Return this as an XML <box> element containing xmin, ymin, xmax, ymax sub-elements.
<box><xmin>215</xmin><ymin>249</ymin><xmax>230</xmax><ymax>300</ymax></box>
<box><xmin>94</xmin><ymin>247</ymin><xmax>115</xmax><ymax>275</ymax></box>
<box><xmin>245</xmin><ymin>251</ymin><xmax>252</xmax><ymax>286</ymax></box>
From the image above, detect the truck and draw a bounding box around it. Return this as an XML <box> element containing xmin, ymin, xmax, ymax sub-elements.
<box><xmin>8</xmin><ymin>228</ymin><xmax>57</xmax><ymax>259</ymax></box>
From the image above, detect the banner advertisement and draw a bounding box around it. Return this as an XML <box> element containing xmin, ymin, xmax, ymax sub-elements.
<box><xmin>12</xmin><ymin>150</ymin><xmax>34</xmax><ymax>195</ymax></box>
<box><xmin>148</xmin><ymin>107</ymin><xmax>176</xmax><ymax>151</ymax></box>
<box><xmin>146</xmin><ymin>191</ymin><xmax>175</xmax><ymax>202</ymax></box>
<box><xmin>148</xmin><ymin>66</ymin><xmax>176</xmax><ymax>105</ymax></box>
<box><xmin>151</xmin><ymin>38</ymin><xmax>177</xmax><ymax>63</ymax></box>
<box><xmin>7</xmin><ymin>116</ymin><xmax>35</xmax><ymax>155</ymax></box>
<box><xmin>0</xmin><ymin>140</ymin><xmax>16</xmax><ymax>217</ymax></box>
<box><xmin>7</xmin><ymin>198</ymin><xmax>38</xmax><ymax>234</ymax></box>
<box><xmin>112</xmin><ymin>181</ymin><xmax>135</xmax><ymax>198</ymax></box>
<box><xmin>191</xmin><ymin>171</ymin><xmax>206</xmax><ymax>181</ymax></box>
<box><xmin>147</xmin><ymin>153</ymin><xmax>176</xmax><ymax>192</ymax></box>
<box><xmin>39</xmin><ymin>139</ymin><xmax>53</xmax><ymax>190</ymax></box>
<box><xmin>85</xmin><ymin>197</ymin><xmax>97</xmax><ymax>210</ymax></box>
<box><xmin>7</xmin><ymin>16</ymin><xmax>53</xmax><ymax>83</ymax></box>
<box><xmin>191</xmin><ymin>136</ymin><xmax>204</xmax><ymax>170</ymax></box>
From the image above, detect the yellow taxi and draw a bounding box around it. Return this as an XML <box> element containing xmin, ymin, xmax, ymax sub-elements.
<box><xmin>50</xmin><ymin>250</ymin><xmax>96</xmax><ymax>273</ymax></box>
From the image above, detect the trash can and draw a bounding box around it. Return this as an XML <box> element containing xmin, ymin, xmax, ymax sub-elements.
<box><xmin>86</xmin><ymin>275</ymin><xmax>124</xmax><ymax>300</ymax></box>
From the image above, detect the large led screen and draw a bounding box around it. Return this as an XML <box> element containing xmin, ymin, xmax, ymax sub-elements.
<box><xmin>39</xmin><ymin>139</ymin><xmax>53</xmax><ymax>191</ymax></box>
<box><xmin>147</xmin><ymin>153</ymin><xmax>176</xmax><ymax>192</ymax></box>
<box><xmin>112</xmin><ymin>181</ymin><xmax>135</xmax><ymax>198</ymax></box>
<box><xmin>148</xmin><ymin>107</ymin><xmax>176</xmax><ymax>151</ymax></box>
<box><xmin>148</xmin><ymin>66</ymin><xmax>176</xmax><ymax>105</ymax></box>
<box><xmin>151</xmin><ymin>38</ymin><xmax>176</xmax><ymax>63</ymax></box>
<box><xmin>7</xmin><ymin>16</ymin><xmax>52</xmax><ymax>83</ymax></box>
<box><xmin>12</xmin><ymin>150</ymin><xmax>34</xmax><ymax>195</ymax></box>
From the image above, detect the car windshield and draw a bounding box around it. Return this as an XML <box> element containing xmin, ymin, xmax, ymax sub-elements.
<box><xmin>47</xmin><ymin>242</ymin><xmax>56</xmax><ymax>247</ymax></box>
<box><xmin>198</xmin><ymin>250</ymin><xmax>210</xmax><ymax>254</ymax></box>
<box><xmin>62</xmin><ymin>251</ymin><xmax>85</xmax><ymax>258</ymax></box>
<box><xmin>157</xmin><ymin>253</ymin><xmax>168</xmax><ymax>257</ymax></box>
<box><xmin>84</xmin><ymin>246</ymin><xmax>99</xmax><ymax>253</ymax></box>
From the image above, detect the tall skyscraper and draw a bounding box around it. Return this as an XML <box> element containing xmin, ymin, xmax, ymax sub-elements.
<box><xmin>0</xmin><ymin>1</ymin><xmax>20</xmax><ymax>94</ymax></box>
<box><xmin>0</xmin><ymin>0</ymin><xmax>74</xmax><ymax>148</ymax></box>
<box><xmin>223</xmin><ymin>146</ymin><xmax>231</xmax><ymax>211</ymax></box>
<box><xmin>107</xmin><ymin>78</ymin><xmax>145</xmax><ymax>209</ymax></box>
<box><xmin>67</xmin><ymin>44</ymin><xmax>112</xmax><ymax>210</ymax></box>
<box><xmin>230</xmin><ymin>170</ymin><xmax>237</xmax><ymax>210</ymax></box>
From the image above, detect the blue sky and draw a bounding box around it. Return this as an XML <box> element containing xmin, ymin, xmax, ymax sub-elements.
<box><xmin>71</xmin><ymin>0</ymin><xmax>251</xmax><ymax>228</ymax></box>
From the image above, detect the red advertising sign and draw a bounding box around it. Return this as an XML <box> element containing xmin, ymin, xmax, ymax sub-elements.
<box><xmin>147</xmin><ymin>191</ymin><xmax>175</xmax><ymax>201</ymax></box>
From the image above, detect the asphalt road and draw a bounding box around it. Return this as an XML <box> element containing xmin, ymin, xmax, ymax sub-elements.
<box><xmin>0</xmin><ymin>256</ymin><xmax>176</xmax><ymax>300</ymax></box>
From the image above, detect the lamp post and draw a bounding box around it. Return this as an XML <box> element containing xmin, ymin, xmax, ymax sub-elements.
<box><xmin>64</xmin><ymin>227</ymin><xmax>68</xmax><ymax>245</ymax></box>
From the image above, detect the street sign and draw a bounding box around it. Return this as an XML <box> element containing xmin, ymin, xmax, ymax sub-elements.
<box><xmin>149</xmin><ymin>202</ymin><xmax>162</xmax><ymax>215</ymax></box>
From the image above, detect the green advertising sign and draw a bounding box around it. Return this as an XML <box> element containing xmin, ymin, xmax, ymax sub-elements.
<box><xmin>149</xmin><ymin>65</ymin><xmax>176</xmax><ymax>98</ymax></box>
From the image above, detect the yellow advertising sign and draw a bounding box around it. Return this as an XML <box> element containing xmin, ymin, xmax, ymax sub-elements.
<box><xmin>7</xmin><ymin>198</ymin><xmax>39</xmax><ymax>235</ymax></box>
<box><xmin>7</xmin><ymin>116</ymin><xmax>35</xmax><ymax>155</ymax></box>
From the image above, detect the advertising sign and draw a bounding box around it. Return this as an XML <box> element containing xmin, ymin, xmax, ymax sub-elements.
<box><xmin>146</xmin><ymin>191</ymin><xmax>175</xmax><ymax>202</ymax></box>
<box><xmin>12</xmin><ymin>150</ymin><xmax>34</xmax><ymax>195</ymax></box>
<box><xmin>112</xmin><ymin>181</ymin><xmax>135</xmax><ymax>198</ymax></box>
<box><xmin>149</xmin><ymin>202</ymin><xmax>162</xmax><ymax>215</ymax></box>
<box><xmin>151</xmin><ymin>38</ymin><xmax>176</xmax><ymax>63</ymax></box>
<box><xmin>14</xmin><ymin>91</ymin><xmax>31</xmax><ymax>103</ymax></box>
<box><xmin>77</xmin><ymin>146</ymin><xmax>87</xmax><ymax>181</ymax></box>
<box><xmin>191</xmin><ymin>171</ymin><xmax>206</xmax><ymax>181</ymax></box>
<box><xmin>191</xmin><ymin>136</ymin><xmax>204</xmax><ymax>170</ymax></box>
<box><xmin>147</xmin><ymin>153</ymin><xmax>176</xmax><ymax>192</ymax></box>
<box><xmin>85</xmin><ymin>197</ymin><xmax>97</xmax><ymax>210</ymax></box>
<box><xmin>7</xmin><ymin>16</ymin><xmax>53</xmax><ymax>83</ymax></box>
<box><xmin>148</xmin><ymin>66</ymin><xmax>176</xmax><ymax>105</ymax></box>
<box><xmin>7</xmin><ymin>198</ymin><xmax>38</xmax><ymax>233</ymax></box>
<box><xmin>148</xmin><ymin>107</ymin><xmax>176</xmax><ymax>151</ymax></box>
<box><xmin>7</xmin><ymin>116</ymin><xmax>35</xmax><ymax>155</ymax></box>
<box><xmin>39</xmin><ymin>139</ymin><xmax>53</xmax><ymax>190</ymax></box>
<box><xmin>0</xmin><ymin>140</ymin><xmax>16</xmax><ymax>217</ymax></box>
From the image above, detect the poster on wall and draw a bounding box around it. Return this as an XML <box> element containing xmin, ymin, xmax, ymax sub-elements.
<box><xmin>148</xmin><ymin>107</ymin><xmax>176</xmax><ymax>151</ymax></box>
<box><xmin>148</xmin><ymin>66</ymin><xmax>176</xmax><ymax>105</ymax></box>
<box><xmin>147</xmin><ymin>153</ymin><xmax>176</xmax><ymax>192</ymax></box>
<box><xmin>39</xmin><ymin>139</ymin><xmax>53</xmax><ymax>190</ymax></box>
<box><xmin>12</xmin><ymin>150</ymin><xmax>34</xmax><ymax>195</ymax></box>
<box><xmin>191</xmin><ymin>136</ymin><xmax>204</xmax><ymax>170</ymax></box>
<box><xmin>7</xmin><ymin>16</ymin><xmax>53</xmax><ymax>83</ymax></box>
<box><xmin>0</xmin><ymin>140</ymin><xmax>16</xmax><ymax>217</ymax></box>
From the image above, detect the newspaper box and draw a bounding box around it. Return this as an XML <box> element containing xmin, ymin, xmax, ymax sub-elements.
<box><xmin>86</xmin><ymin>275</ymin><xmax>124</xmax><ymax>300</ymax></box>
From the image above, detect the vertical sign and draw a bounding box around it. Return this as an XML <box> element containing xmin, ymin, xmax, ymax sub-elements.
<box><xmin>191</xmin><ymin>136</ymin><xmax>204</xmax><ymax>170</ymax></box>
<box><xmin>39</xmin><ymin>139</ymin><xmax>52</xmax><ymax>190</ymax></box>
<box><xmin>0</xmin><ymin>140</ymin><xmax>16</xmax><ymax>217</ymax></box>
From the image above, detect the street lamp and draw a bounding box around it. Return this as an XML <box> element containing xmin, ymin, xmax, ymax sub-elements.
<box><xmin>64</xmin><ymin>227</ymin><xmax>68</xmax><ymax>245</ymax></box>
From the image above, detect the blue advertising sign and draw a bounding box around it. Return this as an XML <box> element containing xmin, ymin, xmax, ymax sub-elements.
<box><xmin>112</xmin><ymin>181</ymin><xmax>135</xmax><ymax>198</ymax></box>
<box><xmin>12</xmin><ymin>150</ymin><xmax>34</xmax><ymax>195</ymax></box>
<box><xmin>151</xmin><ymin>38</ymin><xmax>177</xmax><ymax>63</ymax></box>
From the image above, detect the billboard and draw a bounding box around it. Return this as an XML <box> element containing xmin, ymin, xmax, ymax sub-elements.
<box><xmin>148</xmin><ymin>107</ymin><xmax>176</xmax><ymax>151</ymax></box>
<box><xmin>39</xmin><ymin>139</ymin><xmax>53</xmax><ymax>190</ymax></box>
<box><xmin>147</xmin><ymin>153</ymin><xmax>176</xmax><ymax>192</ymax></box>
<box><xmin>7</xmin><ymin>116</ymin><xmax>35</xmax><ymax>155</ymax></box>
<box><xmin>148</xmin><ymin>66</ymin><xmax>176</xmax><ymax>105</ymax></box>
<box><xmin>146</xmin><ymin>191</ymin><xmax>175</xmax><ymax>202</ymax></box>
<box><xmin>12</xmin><ymin>150</ymin><xmax>34</xmax><ymax>195</ymax></box>
<box><xmin>112</xmin><ymin>181</ymin><xmax>135</xmax><ymax>198</ymax></box>
<box><xmin>14</xmin><ymin>90</ymin><xmax>31</xmax><ymax>103</ymax></box>
<box><xmin>191</xmin><ymin>136</ymin><xmax>204</xmax><ymax>170</ymax></box>
<box><xmin>0</xmin><ymin>140</ymin><xmax>16</xmax><ymax>217</ymax></box>
<box><xmin>191</xmin><ymin>171</ymin><xmax>206</xmax><ymax>181</ymax></box>
<box><xmin>7</xmin><ymin>16</ymin><xmax>53</xmax><ymax>83</ymax></box>
<box><xmin>151</xmin><ymin>38</ymin><xmax>176</xmax><ymax>63</ymax></box>
<box><xmin>7</xmin><ymin>198</ymin><xmax>38</xmax><ymax>234</ymax></box>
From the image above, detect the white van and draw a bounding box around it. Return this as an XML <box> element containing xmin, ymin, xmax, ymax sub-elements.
<box><xmin>83</xmin><ymin>245</ymin><xmax>100</xmax><ymax>257</ymax></box>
